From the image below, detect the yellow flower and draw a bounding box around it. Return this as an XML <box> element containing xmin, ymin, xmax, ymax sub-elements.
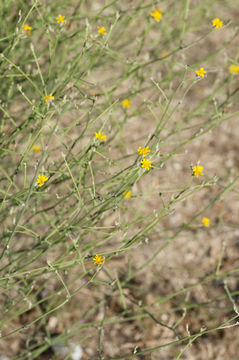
<box><xmin>202</xmin><ymin>217</ymin><xmax>210</xmax><ymax>227</ymax></box>
<box><xmin>32</xmin><ymin>145</ymin><xmax>40</xmax><ymax>153</ymax></box>
<box><xmin>193</xmin><ymin>165</ymin><xmax>204</xmax><ymax>178</ymax></box>
<box><xmin>56</xmin><ymin>14</ymin><xmax>65</xmax><ymax>23</ymax></box>
<box><xmin>93</xmin><ymin>254</ymin><xmax>105</xmax><ymax>265</ymax></box>
<box><xmin>44</xmin><ymin>94</ymin><xmax>54</xmax><ymax>104</ymax></box>
<box><xmin>124</xmin><ymin>191</ymin><xmax>131</xmax><ymax>198</ymax></box>
<box><xmin>229</xmin><ymin>65</ymin><xmax>239</xmax><ymax>75</ymax></box>
<box><xmin>141</xmin><ymin>158</ymin><xmax>152</xmax><ymax>171</ymax></box>
<box><xmin>122</xmin><ymin>99</ymin><xmax>131</xmax><ymax>108</ymax></box>
<box><xmin>95</xmin><ymin>131</ymin><xmax>106</xmax><ymax>141</ymax></box>
<box><xmin>138</xmin><ymin>146</ymin><xmax>151</xmax><ymax>157</ymax></box>
<box><xmin>212</xmin><ymin>18</ymin><xmax>223</xmax><ymax>29</ymax></box>
<box><xmin>22</xmin><ymin>24</ymin><xmax>32</xmax><ymax>36</ymax></box>
<box><xmin>36</xmin><ymin>174</ymin><xmax>48</xmax><ymax>187</ymax></box>
<box><xmin>150</xmin><ymin>8</ymin><xmax>163</xmax><ymax>22</ymax></box>
<box><xmin>195</xmin><ymin>67</ymin><xmax>206</xmax><ymax>78</ymax></box>
<box><xmin>97</xmin><ymin>26</ymin><xmax>106</xmax><ymax>35</ymax></box>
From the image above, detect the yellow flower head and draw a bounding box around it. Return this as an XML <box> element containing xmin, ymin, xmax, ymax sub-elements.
<box><xmin>193</xmin><ymin>165</ymin><xmax>204</xmax><ymax>178</ymax></box>
<box><xmin>44</xmin><ymin>94</ymin><xmax>55</xmax><ymax>104</ymax></box>
<box><xmin>32</xmin><ymin>145</ymin><xmax>40</xmax><ymax>153</ymax></box>
<box><xmin>212</xmin><ymin>18</ymin><xmax>223</xmax><ymax>29</ymax></box>
<box><xmin>124</xmin><ymin>191</ymin><xmax>132</xmax><ymax>198</ymax></box>
<box><xmin>97</xmin><ymin>26</ymin><xmax>106</xmax><ymax>35</ymax></box>
<box><xmin>56</xmin><ymin>14</ymin><xmax>65</xmax><ymax>23</ymax></box>
<box><xmin>93</xmin><ymin>254</ymin><xmax>105</xmax><ymax>265</ymax></box>
<box><xmin>141</xmin><ymin>158</ymin><xmax>152</xmax><ymax>171</ymax></box>
<box><xmin>138</xmin><ymin>146</ymin><xmax>151</xmax><ymax>157</ymax></box>
<box><xmin>22</xmin><ymin>24</ymin><xmax>32</xmax><ymax>36</ymax></box>
<box><xmin>95</xmin><ymin>131</ymin><xmax>106</xmax><ymax>141</ymax></box>
<box><xmin>195</xmin><ymin>67</ymin><xmax>206</xmax><ymax>78</ymax></box>
<box><xmin>229</xmin><ymin>65</ymin><xmax>239</xmax><ymax>75</ymax></box>
<box><xmin>150</xmin><ymin>8</ymin><xmax>163</xmax><ymax>22</ymax></box>
<box><xmin>202</xmin><ymin>217</ymin><xmax>210</xmax><ymax>227</ymax></box>
<box><xmin>122</xmin><ymin>99</ymin><xmax>131</xmax><ymax>108</ymax></box>
<box><xmin>36</xmin><ymin>173</ymin><xmax>48</xmax><ymax>187</ymax></box>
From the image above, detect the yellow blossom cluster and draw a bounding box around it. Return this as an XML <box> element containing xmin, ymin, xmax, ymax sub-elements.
<box><xmin>137</xmin><ymin>146</ymin><xmax>152</xmax><ymax>170</ymax></box>
<box><xmin>26</xmin><ymin>9</ymin><xmax>228</xmax><ymax>270</ymax></box>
